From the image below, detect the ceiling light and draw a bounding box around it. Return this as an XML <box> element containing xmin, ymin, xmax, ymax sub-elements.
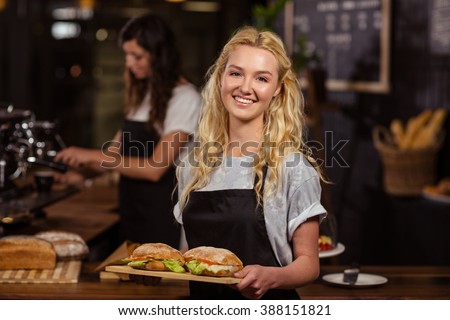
<box><xmin>0</xmin><ymin>0</ymin><xmax>6</xmax><ymax>12</ymax></box>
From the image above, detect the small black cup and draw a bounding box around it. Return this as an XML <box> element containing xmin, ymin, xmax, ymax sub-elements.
<box><xmin>34</xmin><ymin>171</ymin><xmax>54</xmax><ymax>193</ymax></box>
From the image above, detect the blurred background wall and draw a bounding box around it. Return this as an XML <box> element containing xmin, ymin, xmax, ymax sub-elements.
<box><xmin>0</xmin><ymin>0</ymin><xmax>261</xmax><ymax>148</ymax></box>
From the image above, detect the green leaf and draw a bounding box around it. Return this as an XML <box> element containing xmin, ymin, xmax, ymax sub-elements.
<box><xmin>251</xmin><ymin>0</ymin><xmax>289</xmax><ymax>30</ymax></box>
<box><xmin>162</xmin><ymin>260</ymin><xmax>186</xmax><ymax>273</ymax></box>
<box><xmin>185</xmin><ymin>260</ymin><xmax>206</xmax><ymax>275</ymax></box>
<box><xmin>128</xmin><ymin>260</ymin><xmax>148</xmax><ymax>268</ymax></box>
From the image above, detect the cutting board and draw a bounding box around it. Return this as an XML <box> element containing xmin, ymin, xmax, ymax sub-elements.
<box><xmin>105</xmin><ymin>265</ymin><xmax>241</xmax><ymax>284</ymax></box>
<box><xmin>0</xmin><ymin>260</ymin><xmax>82</xmax><ymax>283</ymax></box>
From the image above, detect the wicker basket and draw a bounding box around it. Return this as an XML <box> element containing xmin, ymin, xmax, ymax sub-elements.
<box><xmin>372</xmin><ymin>126</ymin><xmax>442</xmax><ymax>196</ymax></box>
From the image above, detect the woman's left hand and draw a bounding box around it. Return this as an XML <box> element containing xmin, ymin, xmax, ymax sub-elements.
<box><xmin>232</xmin><ymin>265</ymin><xmax>278</xmax><ymax>299</ymax></box>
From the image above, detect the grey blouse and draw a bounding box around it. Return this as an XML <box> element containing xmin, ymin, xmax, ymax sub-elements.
<box><xmin>174</xmin><ymin>152</ymin><xmax>327</xmax><ymax>266</ymax></box>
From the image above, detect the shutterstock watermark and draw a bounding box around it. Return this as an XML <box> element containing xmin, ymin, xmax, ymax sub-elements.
<box><xmin>99</xmin><ymin>131</ymin><xmax>349</xmax><ymax>169</ymax></box>
<box><xmin>307</xmin><ymin>131</ymin><xmax>349</xmax><ymax>168</ymax></box>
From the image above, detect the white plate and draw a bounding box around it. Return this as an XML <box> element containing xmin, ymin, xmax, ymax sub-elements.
<box><xmin>422</xmin><ymin>190</ymin><xmax>450</xmax><ymax>204</ymax></box>
<box><xmin>319</xmin><ymin>243</ymin><xmax>345</xmax><ymax>259</ymax></box>
<box><xmin>322</xmin><ymin>273</ymin><xmax>388</xmax><ymax>288</ymax></box>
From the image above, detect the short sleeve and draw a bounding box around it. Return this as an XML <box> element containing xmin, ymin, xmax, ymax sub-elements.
<box><xmin>163</xmin><ymin>84</ymin><xmax>202</xmax><ymax>136</ymax></box>
<box><xmin>286</xmin><ymin>176</ymin><xmax>327</xmax><ymax>240</ymax></box>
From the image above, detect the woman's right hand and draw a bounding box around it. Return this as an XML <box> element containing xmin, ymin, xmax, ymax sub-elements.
<box><xmin>55</xmin><ymin>147</ymin><xmax>95</xmax><ymax>168</ymax></box>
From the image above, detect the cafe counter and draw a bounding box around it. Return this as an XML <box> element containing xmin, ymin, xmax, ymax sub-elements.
<box><xmin>1</xmin><ymin>180</ymin><xmax>449</xmax><ymax>299</ymax></box>
<box><xmin>1</xmin><ymin>263</ymin><xmax>449</xmax><ymax>299</ymax></box>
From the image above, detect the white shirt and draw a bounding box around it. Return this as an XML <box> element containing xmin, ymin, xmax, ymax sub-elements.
<box><xmin>126</xmin><ymin>82</ymin><xmax>201</xmax><ymax>136</ymax></box>
<box><xmin>174</xmin><ymin>152</ymin><xmax>327</xmax><ymax>266</ymax></box>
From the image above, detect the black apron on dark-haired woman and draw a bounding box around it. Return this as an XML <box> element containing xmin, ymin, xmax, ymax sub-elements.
<box><xmin>118</xmin><ymin>119</ymin><xmax>180</xmax><ymax>247</ymax></box>
<box><xmin>182</xmin><ymin>166</ymin><xmax>299</xmax><ymax>299</ymax></box>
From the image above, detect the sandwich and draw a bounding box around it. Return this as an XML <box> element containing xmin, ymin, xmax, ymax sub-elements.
<box><xmin>184</xmin><ymin>246</ymin><xmax>243</xmax><ymax>277</ymax></box>
<box><xmin>123</xmin><ymin>243</ymin><xmax>185</xmax><ymax>273</ymax></box>
<box><xmin>0</xmin><ymin>235</ymin><xmax>56</xmax><ymax>270</ymax></box>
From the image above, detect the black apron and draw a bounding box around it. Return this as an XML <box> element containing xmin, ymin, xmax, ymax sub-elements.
<box><xmin>118</xmin><ymin>119</ymin><xmax>180</xmax><ymax>247</ymax></box>
<box><xmin>182</xmin><ymin>166</ymin><xmax>299</xmax><ymax>299</ymax></box>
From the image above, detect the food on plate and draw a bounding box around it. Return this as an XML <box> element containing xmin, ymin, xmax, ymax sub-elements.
<box><xmin>183</xmin><ymin>246</ymin><xmax>243</xmax><ymax>277</ymax></box>
<box><xmin>0</xmin><ymin>235</ymin><xmax>56</xmax><ymax>270</ymax></box>
<box><xmin>123</xmin><ymin>242</ymin><xmax>185</xmax><ymax>273</ymax></box>
<box><xmin>423</xmin><ymin>178</ymin><xmax>450</xmax><ymax>197</ymax></box>
<box><xmin>436</xmin><ymin>178</ymin><xmax>450</xmax><ymax>196</ymax></box>
<box><xmin>35</xmin><ymin>230</ymin><xmax>89</xmax><ymax>261</ymax></box>
<box><xmin>318</xmin><ymin>235</ymin><xmax>334</xmax><ymax>251</ymax></box>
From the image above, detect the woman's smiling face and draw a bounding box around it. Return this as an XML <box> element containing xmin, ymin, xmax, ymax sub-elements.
<box><xmin>220</xmin><ymin>45</ymin><xmax>281</xmax><ymax>127</ymax></box>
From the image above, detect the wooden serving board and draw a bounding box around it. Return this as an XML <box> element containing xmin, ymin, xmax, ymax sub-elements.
<box><xmin>105</xmin><ymin>265</ymin><xmax>241</xmax><ymax>284</ymax></box>
<box><xmin>0</xmin><ymin>260</ymin><xmax>81</xmax><ymax>284</ymax></box>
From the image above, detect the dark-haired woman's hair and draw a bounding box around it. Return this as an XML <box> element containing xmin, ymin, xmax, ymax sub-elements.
<box><xmin>119</xmin><ymin>13</ymin><xmax>181</xmax><ymax>131</ymax></box>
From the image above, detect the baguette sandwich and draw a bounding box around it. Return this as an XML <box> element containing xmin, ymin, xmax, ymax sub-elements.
<box><xmin>184</xmin><ymin>246</ymin><xmax>243</xmax><ymax>277</ymax></box>
<box><xmin>123</xmin><ymin>243</ymin><xmax>185</xmax><ymax>273</ymax></box>
<box><xmin>0</xmin><ymin>236</ymin><xmax>56</xmax><ymax>270</ymax></box>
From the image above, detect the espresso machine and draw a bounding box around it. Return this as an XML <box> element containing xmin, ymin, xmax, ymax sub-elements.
<box><xmin>0</xmin><ymin>106</ymin><xmax>77</xmax><ymax>231</ymax></box>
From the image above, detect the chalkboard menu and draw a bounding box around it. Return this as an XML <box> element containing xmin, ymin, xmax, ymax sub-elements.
<box><xmin>284</xmin><ymin>0</ymin><xmax>391</xmax><ymax>93</ymax></box>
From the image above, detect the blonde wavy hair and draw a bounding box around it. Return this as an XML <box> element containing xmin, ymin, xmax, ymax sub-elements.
<box><xmin>177</xmin><ymin>26</ymin><xmax>323</xmax><ymax>211</ymax></box>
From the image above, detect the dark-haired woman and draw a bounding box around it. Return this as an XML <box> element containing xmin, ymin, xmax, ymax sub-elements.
<box><xmin>55</xmin><ymin>14</ymin><xmax>201</xmax><ymax>247</ymax></box>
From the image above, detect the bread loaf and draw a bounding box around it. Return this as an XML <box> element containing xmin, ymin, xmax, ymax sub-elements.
<box><xmin>411</xmin><ymin>108</ymin><xmax>447</xmax><ymax>149</ymax></box>
<box><xmin>390</xmin><ymin>119</ymin><xmax>405</xmax><ymax>147</ymax></box>
<box><xmin>400</xmin><ymin>109</ymin><xmax>432</xmax><ymax>149</ymax></box>
<box><xmin>35</xmin><ymin>230</ymin><xmax>89</xmax><ymax>261</ymax></box>
<box><xmin>390</xmin><ymin>109</ymin><xmax>447</xmax><ymax>150</ymax></box>
<box><xmin>0</xmin><ymin>236</ymin><xmax>56</xmax><ymax>270</ymax></box>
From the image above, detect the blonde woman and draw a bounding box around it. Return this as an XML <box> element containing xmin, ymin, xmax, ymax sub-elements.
<box><xmin>174</xmin><ymin>26</ymin><xmax>326</xmax><ymax>299</ymax></box>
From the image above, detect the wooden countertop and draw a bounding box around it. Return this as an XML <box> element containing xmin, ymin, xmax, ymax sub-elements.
<box><xmin>0</xmin><ymin>262</ymin><xmax>189</xmax><ymax>300</ymax></box>
<box><xmin>1</xmin><ymin>264</ymin><xmax>449</xmax><ymax>299</ymax></box>
<box><xmin>3</xmin><ymin>181</ymin><xmax>120</xmax><ymax>244</ymax></box>
<box><xmin>298</xmin><ymin>265</ymin><xmax>450</xmax><ymax>299</ymax></box>
<box><xmin>44</xmin><ymin>182</ymin><xmax>119</xmax><ymax>244</ymax></box>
